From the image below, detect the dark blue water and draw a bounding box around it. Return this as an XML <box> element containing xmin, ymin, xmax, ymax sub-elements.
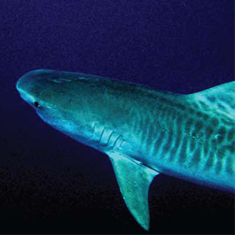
<box><xmin>0</xmin><ymin>0</ymin><xmax>234</xmax><ymax>233</ymax></box>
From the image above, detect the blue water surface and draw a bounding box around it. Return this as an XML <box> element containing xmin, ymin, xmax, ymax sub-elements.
<box><xmin>0</xmin><ymin>0</ymin><xmax>234</xmax><ymax>233</ymax></box>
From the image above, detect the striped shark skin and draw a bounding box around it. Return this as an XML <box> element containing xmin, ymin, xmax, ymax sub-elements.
<box><xmin>16</xmin><ymin>69</ymin><xmax>235</xmax><ymax>230</ymax></box>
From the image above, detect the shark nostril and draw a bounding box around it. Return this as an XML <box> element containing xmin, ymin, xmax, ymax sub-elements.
<box><xmin>34</xmin><ymin>101</ymin><xmax>40</xmax><ymax>108</ymax></box>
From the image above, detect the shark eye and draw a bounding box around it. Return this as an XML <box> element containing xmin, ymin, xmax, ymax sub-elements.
<box><xmin>34</xmin><ymin>101</ymin><xmax>40</xmax><ymax>108</ymax></box>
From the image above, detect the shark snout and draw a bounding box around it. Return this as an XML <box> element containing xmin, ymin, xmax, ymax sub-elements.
<box><xmin>16</xmin><ymin>69</ymin><xmax>53</xmax><ymax>90</ymax></box>
<box><xmin>17</xmin><ymin>69</ymin><xmax>64</xmax><ymax>111</ymax></box>
<box><xmin>16</xmin><ymin>70</ymin><xmax>43</xmax><ymax>105</ymax></box>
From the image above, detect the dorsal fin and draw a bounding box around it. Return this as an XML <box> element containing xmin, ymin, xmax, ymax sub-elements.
<box><xmin>187</xmin><ymin>81</ymin><xmax>235</xmax><ymax>120</ymax></box>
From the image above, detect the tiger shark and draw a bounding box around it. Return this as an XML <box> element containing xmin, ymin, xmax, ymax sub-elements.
<box><xmin>16</xmin><ymin>69</ymin><xmax>235</xmax><ymax>230</ymax></box>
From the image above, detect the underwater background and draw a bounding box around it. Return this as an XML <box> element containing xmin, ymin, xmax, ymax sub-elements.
<box><xmin>0</xmin><ymin>0</ymin><xmax>234</xmax><ymax>234</ymax></box>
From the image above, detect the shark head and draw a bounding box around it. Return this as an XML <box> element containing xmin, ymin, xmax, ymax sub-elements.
<box><xmin>16</xmin><ymin>69</ymin><xmax>159</xmax><ymax>230</ymax></box>
<box><xmin>16</xmin><ymin>69</ymin><xmax>117</xmax><ymax>146</ymax></box>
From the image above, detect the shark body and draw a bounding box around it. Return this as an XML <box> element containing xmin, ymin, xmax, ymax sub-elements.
<box><xmin>16</xmin><ymin>70</ymin><xmax>235</xmax><ymax>230</ymax></box>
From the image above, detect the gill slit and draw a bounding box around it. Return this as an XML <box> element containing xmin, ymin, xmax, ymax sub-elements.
<box><xmin>91</xmin><ymin>122</ymin><xmax>97</xmax><ymax>141</ymax></box>
<box><xmin>107</xmin><ymin>131</ymin><xmax>114</xmax><ymax>146</ymax></box>
<box><xmin>99</xmin><ymin>127</ymin><xmax>106</xmax><ymax>144</ymax></box>
<box><xmin>113</xmin><ymin>135</ymin><xmax>122</xmax><ymax>149</ymax></box>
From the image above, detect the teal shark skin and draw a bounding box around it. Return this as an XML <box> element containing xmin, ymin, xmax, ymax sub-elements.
<box><xmin>16</xmin><ymin>69</ymin><xmax>235</xmax><ymax>230</ymax></box>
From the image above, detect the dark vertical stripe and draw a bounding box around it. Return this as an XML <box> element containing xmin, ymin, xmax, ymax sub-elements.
<box><xmin>153</xmin><ymin>130</ymin><xmax>165</xmax><ymax>158</ymax></box>
<box><xmin>178</xmin><ymin>135</ymin><xmax>188</xmax><ymax>164</ymax></box>
<box><xmin>215</xmin><ymin>160</ymin><xmax>222</xmax><ymax>174</ymax></box>
<box><xmin>167</xmin><ymin>111</ymin><xmax>180</xmax><ymax>162</ymax></box>
<box><xmin>203</xmin><ymin>142</ymin><xmax>209</xmax><ymax>160</ymax></box>
<box><xmin>227</xmin><ymin>128</ymin><xmax>234</xmax><ymax>142</ymax></box>
<box><xmin>173</xmin><ymin>115</ymin><xmax>184</xmax><ymax>162</ymax></box>
<box><xmin>190</xmin><ymin>146</ymin><xmax>201</xmax><ymax>167</ymax></box>
<box><xmin>189</xmin><ymin>138</ymin><xmax>196</xmax><ymax>153</ymax></box>
<box><xmin>204</xmin><ymin>152</ymin><xmax>215</xmax><ymax>171</ymax></box>
<box><xmin>226</xmin><ymin>157</ymin><xmax>234</xmax><ymax>175</ymax></box>
<box><xmin>162</xmin><ymin>131</ymin><xmax>172</xmax><ymax>154</ymax></box>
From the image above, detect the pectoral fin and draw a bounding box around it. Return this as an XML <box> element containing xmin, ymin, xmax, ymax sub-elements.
<box><xmin>108</xmin><ymin>151</ymin><xmax>159</xmax><ymax>230</ymax></box>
